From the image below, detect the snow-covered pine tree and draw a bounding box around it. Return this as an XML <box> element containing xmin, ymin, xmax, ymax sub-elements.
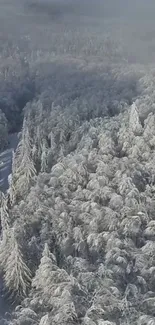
<box><xmin>12</xmin><ymin>117</ymin><xmax>36</xmax><ymax>198</ymax></box>
<box><xmin>32</xmin><ymin>243</ymin><xmax>79</xmax><ymax>324</ymax></box>
<box><xmin>40</xmin><ymin>140</ymin><xmax>48</xmax><ymax>172</ymax></box>
<box><xmin>7</xmin><ymin>150</ymin><xmax>17</xmax><ymax>207</ymax></box>
<box><xmin>3</xmin><ymin>227</ymin><xmax>32</xmax><ymax>299</ymax></box>
<box><xmin>39</xmin><ymin>314</ymin><xmax>49</xmax><ymax>325</ymax></box>
<box><xmin>0</xmin><ymin>192</ymin><xmax>10</xmax><ymax>230</ymax></box>
<box><xmin>0</xmin><ymin>192</ymin><xmax>11</xmax><ymax>271</ymax></box>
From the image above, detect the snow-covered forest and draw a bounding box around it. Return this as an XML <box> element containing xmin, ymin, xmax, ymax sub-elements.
<box><xmin>1</xmin><ymin>0</ymin><xmax>155</xmax><ymax>324</ymax></box>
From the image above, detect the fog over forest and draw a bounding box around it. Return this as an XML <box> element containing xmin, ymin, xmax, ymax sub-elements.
<box><xmin>1</xmin><ymin>0</ymin><xmax>155</xmax><ymax>324</ymax></box>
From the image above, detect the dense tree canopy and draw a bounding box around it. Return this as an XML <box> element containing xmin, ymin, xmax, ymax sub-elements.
<box><xmin>1</xmin><ymin>0</ymin><xmax>155</xmax><ymax>324</ymax></box>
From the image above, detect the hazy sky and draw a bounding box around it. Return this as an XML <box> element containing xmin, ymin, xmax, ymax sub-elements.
<box><xmin>23</xmin><ymin>0</ymin><xmax>155</xmax><ymax>22</ymax></box>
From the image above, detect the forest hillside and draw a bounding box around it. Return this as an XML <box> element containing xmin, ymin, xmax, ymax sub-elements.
<box><xmin>1</xmin><ymin>0</ymin><xmax>155</xmax><ymax>324</ymax></box>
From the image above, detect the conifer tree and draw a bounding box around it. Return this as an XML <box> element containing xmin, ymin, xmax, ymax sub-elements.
<box><xmin>39</xmin><ymin>314</ymin><xmax>49</xmax><ymax>325</ymax></box>
<box><xmin>3</xmin><ymin>227</ymin><xmax>32</xmax><ymax>299</ymax></box>
<box><xmin>41</xmin><ymin>140</ymin><xmax>48</xmax><ymax>172</ymax></box>
<box><xmin>0</xmin><ymin>193</ymin><xmax>11</xmax><ymax>271</ymax></box>
<box><xmin>11</xmin><ymin>117</ymin><xmax>36</xmax><ymax>198</ymax></box>
<box><xmin>32</xmin><ymin>243</ymin><xmax>78</xmax><ymax>324</ymax></box>
<box><xmin>0</xmin><ymin>228</ymin><xmax>11</xmax><ymax>274</ymax></box>
<box><xmin>0</xmin><ymin>192</ymin><xmax>10</xmax><ymax>230</ymax></box>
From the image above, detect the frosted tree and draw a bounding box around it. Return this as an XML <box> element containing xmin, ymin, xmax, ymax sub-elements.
<box><xmin>138</xmin><ymin>315</ymin><xmax>155</xmax><ymax>325</ymax></box>
<box><xmin>0</xmin><ymin>229</ymin><xmax>11</xmax><ymax>274</ymax></box>
<box><xmin>0</xmin><ymin>192</ymin><xmax>10</xmax><ymax>230</ymax></box>
<box><xmin>34</xmin><ymin>125</ymin><xmax>44</xmax><ymax>163</ymax></box>
<box><xmin>39</xmin><ymin>314</ymin><xmax>50</xmax><ymax>325</ymax></box>
<box><xmin>14</xmin><ymin>154</ymin><xmax>36</xmax><ymax>197</ymax></box>
<box><xmin>3</xmin><ymin>227</ymin><xmax>32</xmax><ymax>299</ymax></box>
<box><xmin>0</xmin><ymin>192</ymin><xmax>11</xmax><ymax>271</ymax></box>
<box><xmin>32</xmin><ymin>243</ymin><xmax>78</xmax><ymax>324</ymax></box>
<box><xmin>32</xmin><ymin>243</ymin><xmax>58</xmax><ymax>299</ymax></box>
<box><xmin>7</xmin><ymin>172</ymin><xmax>16</xmax><ymax>207</ymax></box>
<box><xmin>11</xmin><ymin>307</ymin><xmax>38</xmax><ymax>325</ymax></box>
<box><xmin>41</xmin><ymin>139</ymin><xmax>48</xmax><ymax>172</ymax></box>
<box><xmin>32</xmin><ymin>243</ymin><xmax>61</xmax><ymax>303</ymax></box>
<box><xmin>32</xmin><ymin>100</ymin><xmax>48</xmax><ymax>165</ymax></box>
<box><xmin>129</xmin><ymin>102</ymin><xmax>142</xmax><ymax>136</ymax></box>
<box><xmin>15</xmin><ymin>117</ymin><xmax>32</xmax><ymax>164</ymax></box>
<box><xmin>82</xmin><ymin>318</ymin><xmax>116</xmax><ymax>325</ymax></box>
<box><xmin>11</xmin><ymin>117</ymin><xmax>36</xmax><ymax>198</ymax></box>
<box><xmin>6</xmin><ymin>149</ymin><xmax>18</xmax><ymax>207</ymax></box>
